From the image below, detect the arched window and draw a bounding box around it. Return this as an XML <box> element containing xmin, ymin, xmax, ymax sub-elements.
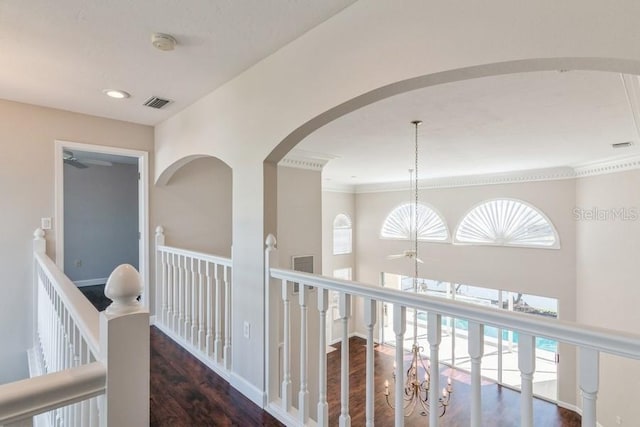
<box><xmin>455</xmin><ymin>199</ymin><xmax>559</xmax><ymax>248</ymax></box>
<box><xmin>333</xmin><ymin>214</ymin><xmax>352</xmax><ymax>255</ymax></box>
<box><xmin>380</xmin><ymin>203</ymin><xmax>449</xmax><ymax>241</ymax></box>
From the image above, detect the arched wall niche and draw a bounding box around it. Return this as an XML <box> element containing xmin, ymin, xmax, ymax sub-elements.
<box><xmin>156</xmin><ymin>153</ymin><xmax>232</xmax><ymax>186</ymax></box>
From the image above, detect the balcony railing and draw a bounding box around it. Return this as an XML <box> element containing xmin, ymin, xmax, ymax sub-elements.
<box><xmin>0</xmin><ymin>229</ymin><xmax>149</xmax><ymax>426</ymax></box>
<box><xmin>264</xmin><ymin>234</ymin><xmax>640</xmax><ymax>427</ymax></box>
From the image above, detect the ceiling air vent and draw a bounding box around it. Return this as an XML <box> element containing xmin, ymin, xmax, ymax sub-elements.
<box><xmin>143</xmin><ymin>96</ymin><xmax>172</xmax><ymax>109</ymax></box>
<box><xmin>612</xmin><ymin>141</ymin><xmax>634</xmax><ymax>149</ymax></box>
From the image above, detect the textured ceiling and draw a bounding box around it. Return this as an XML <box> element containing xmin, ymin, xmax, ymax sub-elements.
<box><xmin>298</xmin><ymin>70</ymin><xmax>640</xmax><ymax>185</ymax></box>
<box><xmin>0</xmin><ymin>0</ymin><xmax>356</xmax><ymax>125</ymax></box>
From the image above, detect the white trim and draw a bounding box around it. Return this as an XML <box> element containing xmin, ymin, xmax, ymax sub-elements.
<box><xmin>279</xmin><ymin>148</ymin><xmax>336</xmax><ymax>171</ymax></box>
<box><xmin>267</xmin><ymin>400</ymin><xmax>317</xmax><ymax>427</ymax></box>
<box><xmin>356</xmin><ymin>166</ymin><xmax>576</xmax><ymax>193</ymax></box>
<box><xmin>149</xmin><ymin>315</ymin><xmax>156</xmax><ymax>325</ymax></box>
<box><xmin>322</xmin><ymin>158</ymin><xmax>640</xmax><ymax>194</ymax></box>
<box><xmin>573</xmin><ymin>153</ymin><xmax>640</xmax><ymax>178</ymax></box>
<box><xmin>229</xmin><ymin>372</ymin><xmax>267</xmax><ymax>408</ymax></box>
<box><xmin>73</xmin><ymin>278</ymin><xmax>108</xmax><ymax>288</ymax></box>
<box><xmin>54</xmin><ymin>140</ymin><xmax>150</xmax><ymax>311</ymax></box>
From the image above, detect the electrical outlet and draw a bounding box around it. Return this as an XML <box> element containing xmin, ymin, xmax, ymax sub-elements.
<box><xmin>74</xmin><ymin>259</ymin><xmax>82</xmax><ymax>268</ymax></box>
<box><xmin>41</xmin><ymin>217</ymin><xmax>52</xmax><ymax>230</ymax></box>
<box><xmin>243</xmin><ymin>321</ymin><xmax>250</xmax><ymax>339</ymax></box>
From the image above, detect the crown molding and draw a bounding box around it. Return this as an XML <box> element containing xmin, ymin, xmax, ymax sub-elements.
<box><xmin>354</xmin><ymin>166</ymin><xmax>576</xmax><ymax>194</ymax></box>
<box><xmin>279</xmin><ymin>148</ymin><xmax>337</xmax><ymax>171</ymax></box>
<box><xmin>573</xmin><ymin>153</ymin><xmax>640</xmax><ymax>177</ymax></box>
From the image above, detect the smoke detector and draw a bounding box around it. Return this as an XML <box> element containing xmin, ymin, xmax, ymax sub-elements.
<box><xmin>151</xmin><ymin>33</ymin><xmax>177</xmax><ymax>51</ymax></box>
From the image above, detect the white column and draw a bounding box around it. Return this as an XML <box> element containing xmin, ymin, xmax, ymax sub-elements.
<box><xmin>393</xmin><ymin>304</ymin><xmax>406</xmax><ymax>427</ymax></box>
<box><xmin>264</xmin><ymin>235</ymin><xmax>280</xmax><ymax>402</ymax></box>
<box><xmin>364</xmin><ymin>298</ymin><xmax>376</xmax><ymax>427</ymax></box>
<box><xmin>339</xmin><ymin>293</ymin><xmax>352</xmax><ymax>427</ymax></box>
<box><xmin>298</xmin><ymin>285</ymin><xmax>309</xmax><ymax>425</ymax></box>
<box><xmin>317</xmin><ymin>288</ymin><xmax>329</xmax><ymax>427</ymax></box>
<box><xmin>518</xmin><ymin>333</ymin><xmax>535</xmax><ymax>427</ymax></box>
<box><xmin>281</xmin><ymin>279</ymin><xmax>292</xmax><ymax>411</ymax></box>
<box><xmin>579</xmin><ymin>347</ymin><xmax>599</xmax><ymax>427</ymax></box>
<box><xmin>427</xmin><ymin>312</ymin><xmax>442</xmax><ymax>427</ymax></box>
<box><xmin>100</xmin><ymin>264</ymin><xmax>150</xmax><ymax>427</ymax></box>
<box><xmin>468</xmin><ymin>321</ymin><xmax>484</xmax><ymax>427</ymax></box>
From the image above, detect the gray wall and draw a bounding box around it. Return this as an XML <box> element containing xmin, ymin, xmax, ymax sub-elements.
<box><xmin>64</xmin><ymin>162</ymin><xmax>139</xmax><ymax>282</ymax></box>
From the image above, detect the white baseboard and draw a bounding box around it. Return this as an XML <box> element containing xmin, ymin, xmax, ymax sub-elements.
<box><xmin>230</xmin><ymin>372</ymin><xmax>267</xmax><ymax>408</ymax></box>
<box><xmin>74</xmin><ymin>278</ymin><xmax>108</xmax><ymax>287</ymax></box>
<box><xmin>329</xmin><ymin>331</ymin><xmax>376</xmax><ymax>346</ymax></box>
<box><xmin>149</xmin><ymin>315</ymin><xmax>156</xmax><ymax>325</ymax></box>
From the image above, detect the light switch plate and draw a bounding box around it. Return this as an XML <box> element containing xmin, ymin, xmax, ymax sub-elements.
<box><xmin>41</xmin><ymin>217</ymin><xmax>52</xmax><ymax>230</ymax></box>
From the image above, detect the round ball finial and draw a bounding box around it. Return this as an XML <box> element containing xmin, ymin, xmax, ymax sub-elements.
<box><xmin>104</xmin><ymin>264</ymin><xmax>143</xmax><ymax>315</ymax></box>
<box><xmin>34</xmin><ymin>228</ymin><xmax>45</xmax><ymax>239</ymax></box>
<box><xmin>155</xmin><ymin>225</ymin><xmax>164</xmax><ymax>234</ymax></box>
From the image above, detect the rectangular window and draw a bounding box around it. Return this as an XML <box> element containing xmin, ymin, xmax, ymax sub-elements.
<box><xmin>333</xmin><ymin>228</ymin><xmax>352</xmax><ymax>255</ymax></box>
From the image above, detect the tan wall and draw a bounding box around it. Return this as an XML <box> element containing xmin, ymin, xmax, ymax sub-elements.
<box><xmin>576</xmin><ymin>170</ymin><xmax>640</xmax><ymax>425</ymax></box>
<box><xmin>0</xmin><ymin>99</ymin><xmax>153</xmax><ymax>383</ymax></box>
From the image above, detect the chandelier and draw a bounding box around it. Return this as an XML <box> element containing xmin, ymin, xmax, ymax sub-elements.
<box><xmin>383</xmin><ymin>120</ymin><xmax>453</xmax><ymax>417</ymax></box>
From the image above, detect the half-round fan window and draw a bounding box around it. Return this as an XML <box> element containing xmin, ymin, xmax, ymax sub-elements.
<box><xmin>380</xmin><ymin>203</ymin><xmax>448</xmax><ymax>241</ymax></box>
<box><xmin>455</xmin><ymin>199</ymin><xmax>559</xmax><ymax>248</ymax></box>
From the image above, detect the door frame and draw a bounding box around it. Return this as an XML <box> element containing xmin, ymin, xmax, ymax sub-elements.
<box><xmin>54</xmin><ymin>140</ymin><xmax>150</xmax><ymax>308</ymax></box>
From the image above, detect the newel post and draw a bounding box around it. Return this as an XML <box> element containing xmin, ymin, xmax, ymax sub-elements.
<box><xmin>155</xmin><ymin>226</ymin><xmax>166</xmax><ymax>324</ymax></box>
<box><xmin>33</xmin><ymin>228</ymin><xmax>46</xmax><ymax>254</ymax></box>
<box><xmin>100</xmin><ymin>264</ymin><xmax>150</xmax><ymax>427</ymax></box>
<box><xmin>264</xmin><ymin>234</ymin><xmax>280</xmax><ymax>404</ymax></box>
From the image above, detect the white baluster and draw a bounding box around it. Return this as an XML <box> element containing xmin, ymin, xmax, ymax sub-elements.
<box><xmin>317</xmin><ymin>288</ymin><xmax>328</xmax><ymax>427</ymax></box>
<box><xmin>165</xmin><ymin>252</ymin><xmax>172</xmax><ymax>329</ymax></box>
<box><xmin>184</xmin><ymin>256</ymin><xmax>192</xmax><ymax>342</ymax></box>
<box><xmin>393</xmin><ymin>304</ymin><xmax>406</xmax><ymax>427</ymax></box>
<box><xmin>468</xmin><ymin>321</ymin><xmax>484</xmax><ymax>427</ymax></box>
<box><xmin>90</xmin><ymin>396</ymin><xmax>99</xmax><ymax>427</ymax></box>
<box><xmin>298</xmin><ymin>284</ymin><xmax>309</xmax><ymax>425</ymax></box>
<box><xmin>579</xmin><ymin>347</ymin><xmax>599</xmax><ymax>427</ymax></box>
<box><xmin>427</xmin><ymin>312</ymin><xmax>442</xmax><ymax>427</ymax></box>
<box><xmin>364</xmin><ymin>298</ymin><xmax>376</xmax><ymax>427</ymax></box>
<box><xmin>197</xmin><ymin>259</ymin><xmax>205</xmax><ymax>352</ymax></box>
<box><xmin>190</xmin><ymin>257</ymin><xmax>198</xmax><ymax>346</ymax></box>
<box><xmin>204</xmin><ymin>262</ymin><xmax>213</xmax><ymax>356</ymax></box>
<box><xmin>223</xmin><ymin>266</ymin><xmax>231</xmax><ymax>371</ymax></box>
<box><xmin>339</xmin><ymin>293</ymin><xmax>352</xmax><ymax>427</ymax></box>
<box><xmin>265</xmin><ymin>235</ymin><xmax>280</xmax><ymax>404</ymax></box>
<box><xmin>155</xmin><ymin>226</ymin><xmax>166</xmax><ymax>324</ymax></box>
<box><xmin>214</xmin><ymin>263</ymin><xmax>222</xmax><ymax>361</ymax></box>
<box><xmin>172</xmin><ymin>253</ymin><xmax>179</xmax><ymax>333</ymax></box>
<box><xmin>518</xmin><ymin>333</ymin><xmax>535</xmax><ymax>427</ymax></box>
<box><xmin>281</xmin><ymin>279</ymin><xmax>292</xmax><ymax>411</ymax></box>
<box><xmin>178</xmin><ymin>255</ymin><xmax>185</xmax><ymax>338</ymax></box>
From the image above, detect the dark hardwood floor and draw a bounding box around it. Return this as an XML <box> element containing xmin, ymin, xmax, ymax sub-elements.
<box><xmin>149</xmin><ymin>328</ymin><xmax>581</xmax><ymax>426</ymax></box>
<box><xmin>327</xmin><ymin>337</ymin><xmax>581</xmax><ymax>427</ymax></box>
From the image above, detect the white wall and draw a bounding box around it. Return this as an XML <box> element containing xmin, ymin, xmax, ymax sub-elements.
<box><xmin>576</xmin><ymin>170</ymin><xmax>640</xmax><ymax>426</ymax></box>
<box><xmin>354</xmin><ymin>179</ymin><xmax>577</xmax><ymax>404</ymax></box>
<box><xmin>155</xmin><ymin>0</ymin><xmax>640</xmax><ymax>396</ymax></box>
<box><xmin>154</xmin><ymin>156</ymin><xmax>232</xmax><ymax>257</ymax></box>
<box><xmin>64</xmin><ymin>163</ymin><xmax>139</xmax><ymax>282</ymax></box>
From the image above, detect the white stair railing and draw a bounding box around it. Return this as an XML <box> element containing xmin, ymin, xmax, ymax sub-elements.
<box><xmin>154</xmin><ymin>226</ymin><xmax>232</xmax><ymax>376</ymax></box>
<box><xmin>264</xmin><ymin>234</ymin><xmax>640</xmax><ymax>427</ymax></box>
<box><xmin>0</xmin><ymin>229</ymin><xmax>149</xmax><ymax>427</ymax></box>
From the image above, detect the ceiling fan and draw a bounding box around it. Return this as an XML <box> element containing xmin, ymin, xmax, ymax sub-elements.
<box><xmin>387</xmin><ymin>249</ymin><xmax>424</xmax><ymax>264</ymax></box>
<box><xmin>63</xmin><ymin>150</ymin><xmax>113</xmax><ymax>169</ymax></box>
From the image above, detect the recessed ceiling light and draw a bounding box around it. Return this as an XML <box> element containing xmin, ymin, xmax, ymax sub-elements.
<box><xmin>103</xmin><ymin>89</ymin><xmax>130</xmax><ymax>99</ymax></box>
